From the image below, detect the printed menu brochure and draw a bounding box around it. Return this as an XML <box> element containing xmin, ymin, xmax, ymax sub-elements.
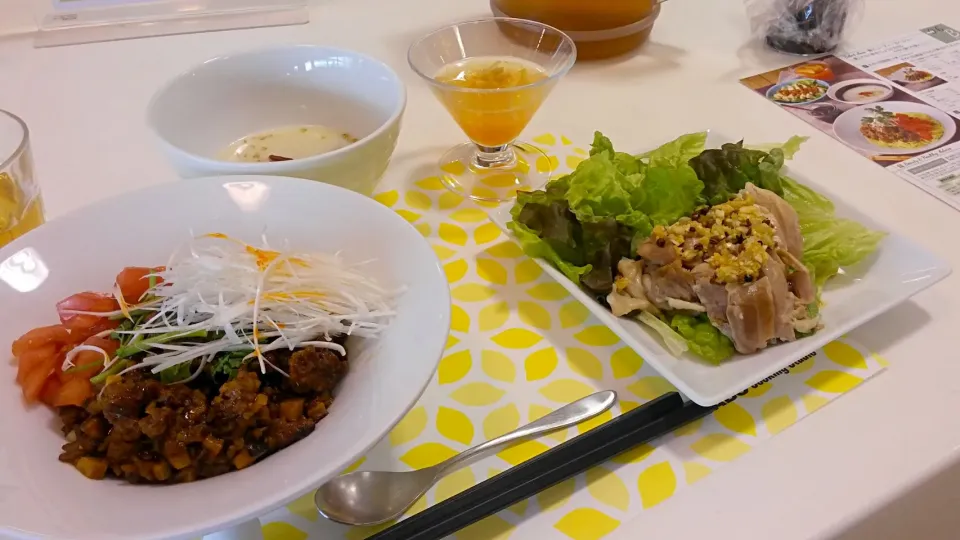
<box><xmin>742</xmin><ymin>24</ymin><xmax>960</xmax><ymax>212</ymax></box>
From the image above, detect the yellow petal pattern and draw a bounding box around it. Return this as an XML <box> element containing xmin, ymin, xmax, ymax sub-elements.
<box><xmin>619</xmin><ymin>400</ymin><xmax>640</xmax><ymax>413</ymax></box>
<box><xmin>761</xmin><ymin>396</ymin><xmax>798</xmax><ymax>435</ymax></box>
<box><xmin>485</xmin><ymin>241</ymin><xmax>524</xmax><ymax>258</ymax></box>
<box><xmin>492</xmin><ymin>328</ymin><xmax>543</xmax><ymax>348</ymax></box>
<box><xmin>405</xmin><ymin>191</ymin><xmax>431</xmax><ymax>210</ymax></box>
<box><xmin>477</xmin><ymin>258</ymin><xmax>509</xmax><ymax>285</ymax></box>
<box><xmin>637</xmin><ymin>461</ymin><xmax>677</xmax><ymax>508</ymax></box>
<box><xmin>481</xmin><ymin>350</ymin><xmax>516</xmax><ymax>382</ymax></box>
<box><xmin>498</xmin><ymin>439</ymin><xmax>551</xmax><ymax>466</ymax></box>
<box><xmin>341</xmin><ymin>457</ymin><xmax>366</xmax><ymax>474</ymax></box>
<box><xmin>435</xmin><ymin>467</ymin><xmax>476</xmax><ymax>502</ymax></box>
<box><xmin>456</xmin><ymin>515</ymin><xmax>515</xmax><ymax>540</ymax></box>
<box><xmin>450</xmin><ymin>382</ymin><xmax>506</xmax><ymax>406</ymax></box>
<box><xmin>415</xmin><ymin>176</ymin><xmax>445</xmax><ymax>190</ymax></box>
<box><xmin>574</xmin><ymin>326</ymin><xmax>620</xmax><ymax>347</ymax></box>
<box><xmin>451</xmin><ymin>284</ymin><xmax>497</xmax><ymax>302</ymax></box>
<box><xmin>802</xmin><ymin>393</ymin><xmax>830</xmax><ymax>413</ymax></box>
<box><xmin>518</xmin><ymin>301</ymin><xmax>552</xmax><ymax>330</ymax></box>
<box><xmin>536</xmin><ymin>155</ymin><xmax>560</xmax><ymax>173</ymax></box>
<box><xmin>415</xmin><ymin>222</ymin><xmax>431</xmax><ymax>237</ymax></box>
<box><xmin>389</xmin><ymin>406</ymin><xmax>427</xmax><ymax>446</ymax></box>
<box><xmin>585</xmin><ymin>467</ymin><xmax>630</xmax><ymax>511</ymax></box>
<box><xmin>451</xmin><ymin>208</ymin><xmax>487</xmax><ymax>222</ymax></box>
<box><xmin>554</xmin><ymin>508</ymin><xmax>621</xmax><ymax>540</ymax></box>
<box><xmin>627</xmin><ymin>376</ymin><xmax>677</xmax><ymax>400</ymax></box>
<box><xmin>285</xmin><ymin>492</ymin><xmax>319</xmax><ymax>522</ymax></box>
<box><xmin>373</xmin><ymin>190</ymin><xmax>399</xmax><ymax>207</ymax></box>
<box><xmin>432</xmin><ymin>245</ymin><xmax>457</xmax><ymax>260</ymax></box>
<box><xmin>474</xmin><ymin>223</ymin><xmax>502</xmax><ymax>244</ymax></box>
<box><xmin>450</xmin><ymin>304</ymin><xmax>470</xmax><ymax>333</ymax></box>
<box><xmin>514</xmin><ymin>259</ymin><xmax>543</xmax><ymax>284</ymax></box>
<box><xmin>525</xmin><ymin>347</ymin><xmax>558</xmax><ymax>381</ymax></box>
<box><xmin>478</xmin><ymin>301</ymin><xmax>510</xmax><ymax>332</ymax></box>
<box><xmin>566</xmin><ymin>348</ymin><xmax>603</xmax><ymax>380</ymax></box>
<box><xmin>441</xmin><ymin>160</ymin><xmax>467</xmax><ymax>175</ymax></box>
<box><xmin>262</xmin><ymin>522</ymin><xmax>308</xmax><ymax>540</ymax></box>
<box><xmin>438</xmin><ymin>350</ymin><xmax>472</xmax><ymax>384</ymax></box>
<box><xmin>439</xmin><ymin>223</ymin><xmax>468</xmax><ymax>246</ymax></box>
<box><xmin>400</xmin><ymin>442</ymin><xmax>458</xmax><ymax>469</ymax></box>
<box><xmin>437</xmin><ymin>406</ymin><xmax>475</xmax><ymax>445</ymax></box>
<box><xmin>483</xmin><ymin>403</ymin><xmax>520</xmax><ymax>439</ymax></box>
<box><xmin>561</xmin><ymin>135</ymin><xmax>573</xmax><ymax>145</ymax></box>
<box><xmin>527</xmin><ymin>283</ymin><xmax>569</xmax><ymax>301</ymax></box>
<box><xmin>559</xmin><ymin>301</ymin><xmax>590</xmax><ymax>328</ymax></box>
<box><xmin>444</xmin><ymin>259</ymin><xmax>468</xmax><ymax>283</ymax></box>
<box><xmin>823</xmin><ymin>341</ymin><xmax>867</xmax><ymax>369</ymax></box>
<box><xmin>713</xmin><ymin>402</ymin><xmax>757</xmax><ymax>437</ymax></box>
<box><xmin>539</xmin><ymin>378</ymin><xmax>595</xmax><ymax>402</ymax></box>
<box><xmin>690</xmin><ymin>433</ymin><xmax>752</xmax><ymax>462</ymax></box>
<box><xmin>395</xmin><ymin>209</ymin><xmax>421</xmax><ymax>223</ymax></box>
<box><xmin>610</xmin><ymin>347</ymin><xmax>643</xmax><ymax>378</ymax></box>
<box><xmin>683</xmin><ymin>462</ymin><xmax>712</xmax><ymax>485</ymax></box>
<box><xmin>805</xmin><ymin>370</ymin><xmax>863</xmax><ymax>393</ymax></box>
<box><xmin>538</xmin><ymin>477</ymin><xmax>576</xmax><ymax>512</ymax></box>
<box><xmin>439</xmin><ymin>191</ymin><xmax>464</xmax><ymax>210</ymax></box>
<box><xmin>533</xmin><ymin>133</ymin><xmax>556</xmax><ymax>145</ymax></box>
<box><xmin>446</xmin><ymin>335</ymin><xmax>460</xmax><ymax>349</ymax></box>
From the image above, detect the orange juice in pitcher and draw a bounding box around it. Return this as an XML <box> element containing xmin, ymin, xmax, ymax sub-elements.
<box><xmin>491</xmin><ymin>0</ymin><xmax>661</xmax><ymax>60</ymax></box>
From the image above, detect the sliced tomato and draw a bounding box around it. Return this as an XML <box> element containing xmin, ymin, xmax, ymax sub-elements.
<box><xmin>11</xmin><ymin>325</ymin><xmax>70</xmax><ymax>357</ymax></box>
<box><xmin>53</xmin><ymin>378</ymin><xmax>94</xmax><ymax>408</ymax></box>
<box><xmin>39</xmin><ymin>377</ymin><xmax>63</xmax><ymax>407</ymax></box>
<box><xmin>67</xmin><ymin>318</ymin><xmax>121</xmax><ymax>344</ymax></box>
<box><xmin>16</xmin><ymin>343</ymin><xmax>60</xmax><ymax>385</ymax></box>
<box><xmin>56</xmin><ymin>292</ymin><xmax>119</xmax><ymax>332</ymax></box>
<box><xmin>22</xmin><ymin>354</ymin><xmax>58</xmax><ymax>404</ymax></box>
<box><xmin>116</xmin><ymin>266</ymin><xmax>164</xmax><ymax>304</ymax></box>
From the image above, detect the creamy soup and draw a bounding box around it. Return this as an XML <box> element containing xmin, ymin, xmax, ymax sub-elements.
<box><xmin>840</xmin><ymin>85</ymin><xmax>889</xmax><ymax>103</ymax></box>
<box><xmin>218</xmin><ymin>125</ymin><xmax>358</xmax><ymax>163</ymax></box>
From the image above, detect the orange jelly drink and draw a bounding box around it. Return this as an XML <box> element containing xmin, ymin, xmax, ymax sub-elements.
<box><xmin>433</xmin><ymin>56</ymin><xmax>550</xmax><ymax>148</ymax></box>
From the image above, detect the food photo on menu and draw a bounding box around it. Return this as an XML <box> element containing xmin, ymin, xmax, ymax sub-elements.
<box><xmin>742</xmin><ymin>55</ymin><xmax>960</xmax><ymax>166</ymax></box>
<box><xmin>876</xmin><ymin>62</ymin><xmax>948</xmax><ymax>92</ymax></box>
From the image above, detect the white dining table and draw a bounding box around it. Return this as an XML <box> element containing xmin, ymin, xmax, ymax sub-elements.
<box><xmin>1</xmin><ymin>0</ymin><xmax>959</xmax><ymax>538</ymax></box>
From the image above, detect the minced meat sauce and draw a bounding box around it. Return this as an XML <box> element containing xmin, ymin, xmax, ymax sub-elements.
<box><xmin>58</xmin><ymin>346</ymin><xmax>346</xmax><ymax>483</ymax></box>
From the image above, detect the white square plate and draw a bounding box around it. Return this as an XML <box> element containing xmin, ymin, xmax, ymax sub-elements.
<box><xmin>490</xmin><ymin>131</ymin><xmax>951</xmax><ymax>406</ymax></box>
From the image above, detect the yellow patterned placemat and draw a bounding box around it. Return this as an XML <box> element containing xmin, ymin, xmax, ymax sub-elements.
<box><xmin>254</xmin><ymin>134</ymin><xmax>887</xmax><ymax>540</ymax></box>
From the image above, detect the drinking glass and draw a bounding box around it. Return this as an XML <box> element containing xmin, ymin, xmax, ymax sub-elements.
<box><xmin>409</xmin><ymin>18</ymin><xmax>576</xmax><ymax>202</ymax></box>
<box><xmin>0</xmin><ymin>110</ymin><xmax>43</xmax><ymax>248</ymax></box>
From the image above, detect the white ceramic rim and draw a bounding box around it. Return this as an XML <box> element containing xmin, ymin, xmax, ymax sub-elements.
<box><xmin>826</xmin><ymin>78</ymin><xmax>895</xmax><ymax>104</ymax></box>
<box><xmin>145</xmin><ymin>45</ymin><xmax>407</xmax><ymax>172</ymax></box>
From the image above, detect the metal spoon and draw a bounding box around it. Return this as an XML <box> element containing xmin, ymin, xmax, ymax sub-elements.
<box><xmin>314</xmin><ymin>390</ymin><xmax>617</xmax><ymax>526</ymax></box>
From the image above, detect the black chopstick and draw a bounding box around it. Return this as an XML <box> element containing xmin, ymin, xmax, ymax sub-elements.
<box><xmin>368</xmin><ymin>392</ymin><xmax>715</xmax><ymax>540</ymax></box>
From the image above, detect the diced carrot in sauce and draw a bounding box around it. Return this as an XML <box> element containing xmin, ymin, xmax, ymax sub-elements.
<box><xmin>57</xmin><ymin>292</ymin><xmax>119</xmax><ymax>332</ymax></box>
<box><xmin>53</xmin><ymin>378</ymin><xmax>94</xmax><ymax>408</ymax></box>
<box><xmin>39</xmin><ymin>377</ymin><xmax>62</xmax><ymax>407</ymax></box>
<box><xmin>16</xmin><ymin>343</ymin><xmax>59</xmax><ymax>385</ymax></box>
<box><xmin>115</xmin><ymin>266</ymin><xmax>164</xmax><ymax>304</ymax></box>
<box><xmin>22</xmin><ymin>354</ymin><xmax>59</xmax><ymax>403</ymax></box>
<box><xmin>11</xmin><ymin>325</ymin><xmax>70</xmax><ymax>357</ymax></box>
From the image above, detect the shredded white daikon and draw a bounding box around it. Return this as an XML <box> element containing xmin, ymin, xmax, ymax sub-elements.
<box><xmin>107</xmin><ymin>233</ymin><xmax>399</xmax><ymax>378</ymax></box>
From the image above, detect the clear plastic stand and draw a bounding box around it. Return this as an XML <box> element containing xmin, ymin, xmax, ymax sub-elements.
<box><xmin>33</xmin><ymin>0</ymin><xmax>309</xmax><ymax>48</ymax></box>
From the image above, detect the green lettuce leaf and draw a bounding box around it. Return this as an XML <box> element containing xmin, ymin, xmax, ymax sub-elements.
<box><xmin>508</xmin><ymin>190</ymin><xmax>591</xmax><ymax>284</ymax></box>
<box><xmin>781</xmin><ymin>176</ymin><xmax>886</xmax><ymax>286</ymax></box>
<box><xmin>638</xmin><ymin>131</ymin><xmax>708</xmax><ymax>168</ymax></box>
<box><xmin>747</xmin><ymin>135</ymin><xmax>809</xmax><ymax>159</ymax></box>
<box><xmin>668</xmin><ymin>314</ymin><xmax>735</xmax><ymax>364</ymax></box>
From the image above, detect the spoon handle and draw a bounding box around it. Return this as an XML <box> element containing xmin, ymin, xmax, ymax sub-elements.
<box><xmin>437</xmin><ymin>390</ymin><xmax>617</xmax><ymax>474</ymax></box>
